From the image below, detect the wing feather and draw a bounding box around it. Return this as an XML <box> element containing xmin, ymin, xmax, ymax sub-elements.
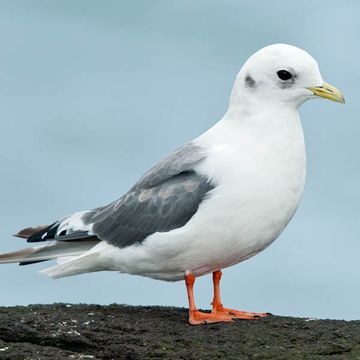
<box><xmin>14</xmin><ymin>142</ymin><xmax>213</xmax><ymax>251</ymax></box>
<box><xmin>82</xmin><ymin>142</ymin><xmax>213</xmax><ymax>248</ymax></box>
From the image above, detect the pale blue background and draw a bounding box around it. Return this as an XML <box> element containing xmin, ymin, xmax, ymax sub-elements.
<box><xmin>0</xmin><ymin>0</ymin><xmax>358</xmax><ymax>320</ymax></box>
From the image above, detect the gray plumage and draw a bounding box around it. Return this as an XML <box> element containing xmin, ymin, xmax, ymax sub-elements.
<box><xmin>8</xmin><ymin>142</ymin><xmax>215</xmax><ymax>262</ymax></box>
<box><xmin>83</xmin><ymin>142</ymin><xmax>214</xmax><ymax>248</ymax></box>
<box><xmin>135</xmin><ymin>142</ymin><xmax>208</xmax><ymax>188</ymax></box>
<box><xmin>245</xmin><ymin>74</ymin><xmax>256</xmax><ymax>88</ymax></box>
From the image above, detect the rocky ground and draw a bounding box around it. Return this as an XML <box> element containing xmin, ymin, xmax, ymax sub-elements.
<box><xmin>0</xmin><ymin>304</ymin><xmax>359</xmax><ymax>359</ymax></box>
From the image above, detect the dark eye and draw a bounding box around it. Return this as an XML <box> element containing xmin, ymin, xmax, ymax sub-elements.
<box><xmin>277</xmin><ymin>70</ymin><xmax>292</xmax><ymax>81</ymax></box>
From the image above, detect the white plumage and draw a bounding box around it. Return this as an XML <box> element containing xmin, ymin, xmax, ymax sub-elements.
<box><xmin>0</xmin><ymin>44</ymin><xmax>344</xmax><ymax>325</ymax></box>
<box><xmin>41</xmin><ymin>44</ymin><xmax>314</xmax><ymax>280</ymax></box>
<box><xmin>50</xmin><ymin>106</ymin><xmax>304</xmax><ymax>281</ymax></box>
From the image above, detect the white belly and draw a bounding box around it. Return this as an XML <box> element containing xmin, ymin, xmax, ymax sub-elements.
<box><xmin>94</xmin><ymin>115</ymin><xmax>306</xmax><ymax>281</ymax></box>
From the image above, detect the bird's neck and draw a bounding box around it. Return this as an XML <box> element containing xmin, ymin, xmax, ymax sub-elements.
<box><xmin>197</xmin><ymin>101</ymin><xmax>303</xmax><ymax>150</ymax></box>
<box><xmin>225</xmin><ymin>101</ymin><xmax>300</xmax><ymax>134</ymax></box>
<box><xmin>195</xmin><ymin>99</ymin><xmax>306</xmax><ymax>193</ymax></box>
<box><xmin>227</xmin><ymin>96</ymin><xmax>298</xmax><ymax>121</ymax></box>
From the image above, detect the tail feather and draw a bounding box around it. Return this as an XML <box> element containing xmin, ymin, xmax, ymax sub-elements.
<box><xmin>5</xmin><ymin>215</ymin><xmax>101</xmax><ymax>277</ymax></box>
<box><xmin>39</xmin><ymin>253</ymin><xmax>100</xmax><ymax>279</ymax></box>
<box><xmin>0</xmin><ymin>239</ymin><xmax>100</xmax><ymax>265</ymax></box>
<box><xmin>0</xmin><ymin>247</ymin><xmax>38</xmax><ymax>263</ymax></box>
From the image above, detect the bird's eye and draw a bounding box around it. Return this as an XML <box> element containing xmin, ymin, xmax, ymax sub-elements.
<box><xmin>277</xmin><ymin>70</ymin><xmax>292</xmax><ymax>81</ymax></box>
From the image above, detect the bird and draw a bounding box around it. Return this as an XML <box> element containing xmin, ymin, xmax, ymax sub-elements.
<box><xmin>0</xmin><ymin>44</ymin><xmax>344</xmax><ymax>325</ymax></box>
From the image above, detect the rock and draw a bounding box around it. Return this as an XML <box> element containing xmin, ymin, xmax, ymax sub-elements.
<box><xmin>0</xmin><ymin>304</ymin><xmax>359</xmax><ymax>359</ymax></box>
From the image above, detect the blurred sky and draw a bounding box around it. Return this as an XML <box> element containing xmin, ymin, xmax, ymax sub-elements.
<box><xmin>0</xmin><ymin>0</ymin><xmax>358</xmax><ymax>320</ymax></box>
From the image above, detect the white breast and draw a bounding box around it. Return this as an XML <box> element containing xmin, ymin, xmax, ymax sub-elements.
<box><xmin>93</xmin><ymin>108</ymin><xmax>306</xmax><ymax>281</ymax></box>
<box><xmin>191</xmin><ymin>111</ymin><xmax>306</xmax><ymax>268</ymax></box>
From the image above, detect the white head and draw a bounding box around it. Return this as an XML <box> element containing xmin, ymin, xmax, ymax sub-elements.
<box><xmin>230</xmin><ymin>44</ymin><xmax>344</xmax><ymax>110</ymax></box>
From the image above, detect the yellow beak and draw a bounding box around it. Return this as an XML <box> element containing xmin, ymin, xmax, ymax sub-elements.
<box><xmin>307</xmin><ymin>82</ymin><xmax>345</xmax><ymax>104</ymax></box>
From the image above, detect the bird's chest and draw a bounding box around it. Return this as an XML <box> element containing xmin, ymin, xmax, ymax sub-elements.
<box><xmin>194</xmin><ymin>128</ymin><xmax>306</xmax><ymax>258</ymax></box>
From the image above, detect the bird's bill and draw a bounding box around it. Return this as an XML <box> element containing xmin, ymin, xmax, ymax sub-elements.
<box><xmin>307</xmin><ymin>82</ymin><xmax>345</xmax><ymax>103</ymax></box>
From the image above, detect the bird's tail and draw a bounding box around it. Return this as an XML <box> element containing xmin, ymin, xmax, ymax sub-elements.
<box><xmin>39</xmin><ymin>252</ymin><xmax>100</xmax><ymax>279</ymax></box>
<box><xmin>0</xmin><ymin>223</ymin><xmax>101</xmax><ymax>278</ymax></box>
<box><xmin>0</xmin><ymin>239</ymin><xmax>99</xmax><ymax>266</ymax></box>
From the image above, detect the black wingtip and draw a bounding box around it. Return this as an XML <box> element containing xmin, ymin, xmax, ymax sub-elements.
<box><xmin>19</xmin><ymin>259</ymin><xmax>49</xmax><ymax>266</ymax></box>
<box><xmin>13</xmin><ymin>225</ymin><xmax>49</xmax><ymax>240</ymax></box>
<box><xmin>27</xmin><ymin>223</ymin><xmax>59</xmax><ymax>243</ymax></box>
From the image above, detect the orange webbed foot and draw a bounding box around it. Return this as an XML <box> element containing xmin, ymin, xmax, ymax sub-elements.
<box><xmin>189</xmin><ymin>309</ymin><xmax>235</xmax><ymax>325</ymax></box>
<box><xmin>212</xmin><ymin>304</ymin><xmax>270</xmax><ymax>320</ymax></box>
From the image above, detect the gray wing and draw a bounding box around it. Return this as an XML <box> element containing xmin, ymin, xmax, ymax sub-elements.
<box><xmin>82</xmin><ymin>142</ymin><xmax>214</xmax><ymax>248</ymax></box>
<box><xmin>134</xmin><ymin>142</ymin><xmax>207</xmax><ymax>188</ymax></box>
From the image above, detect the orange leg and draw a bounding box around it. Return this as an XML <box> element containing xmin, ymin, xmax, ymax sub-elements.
<box><xmin>185</xmin><ymin>272</ymin><xmax>234</xmax><ymax>325</ymax></box>
<box><xmin>211</xmin><ymin>270</ymin><xmax>269</xmax><ymax>319</ymax></box>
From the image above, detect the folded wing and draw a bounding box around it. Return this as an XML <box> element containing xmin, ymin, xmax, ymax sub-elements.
<box><xmin>0</xmin><ymin>142</ymin><xmax>214</xmax><ymax>268</ymax></box>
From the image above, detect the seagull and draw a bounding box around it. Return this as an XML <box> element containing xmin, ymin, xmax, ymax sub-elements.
<box><xmin>0</xmin><ymin>44</ymin><xmax>344</xmax><ymax>325</ymax></box>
